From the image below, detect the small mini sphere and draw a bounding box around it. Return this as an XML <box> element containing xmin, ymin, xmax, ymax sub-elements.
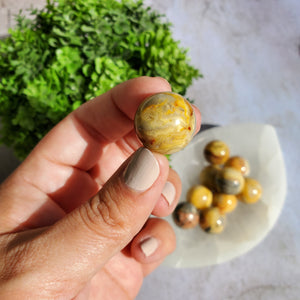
<box><xmin>199</xmin><ymin>165</ymin><xmax>221</xmax><ymax>191</ymax></box>
<box><xmin>224</xmin><ymin>156</ymin><xmax>250</xmax><ymax>176</ymax></box>
<box><xmin>200</xmin><ymin>207</ymin><xmax>226</xmax><ymax>234</ymax></box>
<box><xmin>215</xmin><ymin>167</ymin><xmax>245</xmax><ymax>195</ymax></box>
<box><xmin>173</xmin><ymin>202</ymin><xmax>199</xmax><ymax>229</ymax></box>
<box><xmin>134</xmin><ymin>92</ymin><xmax>195</xmax><ymax>154</ymax></box>
<box><xmin>212</xmin><ymin>193</ymin><xmax>238</xmax><ymax>214</ymax></box>
<box><xmin>187</xmin><ymin>185</ymin><xmax>213</xmax><ymax>210</ymax></box>
<box><xmin>204</xmin><ymin>140</ymin><xmax>230</xmax><ymax>165</ymax></box>
<box><xmin>238</xmin><ymin>177</ymin><xmax>262</xmax><ymax>204</ymax></box>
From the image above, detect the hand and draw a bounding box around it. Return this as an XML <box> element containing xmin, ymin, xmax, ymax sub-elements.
<box><xmin>0</xmin><ymin>77</ymin><xmax>201</xmax><ymax>299</ymax></box>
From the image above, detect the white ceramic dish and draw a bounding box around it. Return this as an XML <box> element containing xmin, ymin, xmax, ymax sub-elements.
<box><xmin>163</xmin><ymin>123</ymin><xmax>286</xmax><ymax>268</ymax></box>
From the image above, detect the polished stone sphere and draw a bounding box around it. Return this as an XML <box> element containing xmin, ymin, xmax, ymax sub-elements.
<box><xmin>134</xmin><ymin>92</ymin><xmax>195</xmax><ymax>154</ymax></box>
<box><xmin>204</xmin><ymin>140</ymin><xmax>230</xmax><ymax>165</ymax></box>
<box><xmin>187</xmin><ymin>185</ymin><xmax>213</xmax><ymax>210</ymax></box>
<box><xmin>199</xmin><ymin>165</ymin><xmax>221</xmax><ymax>191</ymax></box>
<box><xmin>215</xmin><ymin>167</ymin><xmax>245</xmax><ymax>195</ymax></box>
<box><xmin>173</xmin><ymin>202</ymin><xmax>199</xmax><ymax>229</ymax></box>
<box><xmin>238</xmin><ymin>177</ymin><xmax>262</xmax><ymax>204</ymax></box>
<box><xmin>212</xmin><ymin>193</ymin><xmax>238</xmax><ymax>214</ymax></box>
<box><xmin>224</xmin><ymin>156</ymin><xmax>250</xmax><ymax>176</ymax></box>
<box><xmin>200</xmin><ymin>207</ymin><xmax>226</xmax><ymax>234</ymax></box>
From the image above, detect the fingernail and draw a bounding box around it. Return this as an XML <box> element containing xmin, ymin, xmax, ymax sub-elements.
<box><xmin>162</xmin><ymin>181</ymin><xmax>176</xmax><ymax>206</ymax></box>
<box><xmin>124</xmin><ymin>148</ymin><xmax>160</xmax><ymax>191</ymax></box>
<box><xmin>140</xmin><ymin>237</ymin><xmax>159</xmax><ymax>257</ymax></box>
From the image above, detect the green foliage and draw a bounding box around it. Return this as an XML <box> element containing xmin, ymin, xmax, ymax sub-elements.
<box><xmin>0</xmin><ymin>0</ymin><xmax>201</xmax><ymax>159</ymax></box>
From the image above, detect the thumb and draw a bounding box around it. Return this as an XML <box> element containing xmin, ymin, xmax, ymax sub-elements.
<box><xmin>33</xmin><ymin>148</ymin><xmax>169</xmax><ymax>294</ymax></box>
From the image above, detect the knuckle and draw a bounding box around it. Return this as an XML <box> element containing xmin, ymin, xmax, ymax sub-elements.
<box><xmin>81</xmin><ymin>186</ymin><xmax>131</xmax><ymax>239</ymax></box>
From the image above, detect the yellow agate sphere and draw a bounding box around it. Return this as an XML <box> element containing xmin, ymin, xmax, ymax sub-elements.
<box><xmin>224</xmin><ymin>156</ymin><xmax>250</xmax><ymax>176</ymax></box>
<box><xmin>187</xmin><ymin>185</ymin><xmax>213</xmax><ymax>210</ymax></box>
<box><xmin>204</xmin><ymin>140</ymin><xmax>230</xmax><ymax>165</ymax></box>
<box><xmin>200</xmin><ymin>207</ymin><xmax>226</xmax><ymax>234</ymax></box>
<box><xmin>215</xmin><ymin>167</ymin><xmax>245</xmax><ymax>195</ymax></box>
<box><xmin>212</xmin><ymin>193</ymin><xmax>238</xmax><ymax>214</ymax></box>
<box><xmin>238</xmin><ymin>177</ymin><xmax>262</xmax><ymax>204</ymax></box>
<box><xmin>199</xmin><ymin>165</ymin><xmax>221</xmax><ymax>191</ymax></box>
<box><xmin>134</xmin><ymin>92</ymin><xmax>195</xmax><ymax>154</ymax></box>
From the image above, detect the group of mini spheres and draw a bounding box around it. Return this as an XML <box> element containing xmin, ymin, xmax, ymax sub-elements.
<box><xmin>173</xmin><ymin>140</ymin><xmax>263</xmax><ymax>234</ymax></box>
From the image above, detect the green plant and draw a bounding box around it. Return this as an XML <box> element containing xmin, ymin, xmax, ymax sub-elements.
<box><xmin>0</xmin><ymin>0</ymin><xmax>201</xmax><ymax>160</ymax></box>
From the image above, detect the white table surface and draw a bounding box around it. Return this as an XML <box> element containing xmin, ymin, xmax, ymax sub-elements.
<box><xmin>1</xmin><ymin>0</ymin><xmax>300</xmax><ymax>299</ymax></box>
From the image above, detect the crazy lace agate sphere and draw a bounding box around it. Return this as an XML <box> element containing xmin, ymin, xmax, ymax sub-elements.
<box><xmin>199</xmin><ymin>165</ymin><xmax>221</xmax><ymax>191</ymax></box>
<box><xmin>187</xmin><ymin>185</ymin><xmax>213</xmax><ymax>210</ymax></box>
<box><xmin>212</xmin><ymin>193</ymin><xmax>238</xmax><ymax>214</ymax></box>
<box><xmin>204</xmin><ymin>140</ymin><xmax>230</xmax><ymax>165</ymax></box>
<box><xmin>200</xmin><ymin>207</ymin><xmax>226</xmax><ymax>234</ymax></box>
<box><xmin>215</xmin><ymin>167</ymin><xmax>245</xmax><ymax>195</ymax></box>
<box><xmin>238</xmin><ymin>177</ymin><xmax>262</xmax><ymax>204</ymax></box>
<box><xmin>173</xmin><ymin>202</ymin><xmax>199</xmax><ymax>229</ymax></box>
<box><xmin>224</xmin><ymin>156</ymin><xmax>250</xmax><ymax>176</ymax></box>
<box><xmin>134</xmin><ymin>92</ymin><xmax>195</xmax><ymax>154</ymax></box>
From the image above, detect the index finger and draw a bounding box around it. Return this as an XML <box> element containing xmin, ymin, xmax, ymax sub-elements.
<box><xmin>35</xmin><ymin>76</ymin><xmax>173</xmax><ymax>170</ymax></box>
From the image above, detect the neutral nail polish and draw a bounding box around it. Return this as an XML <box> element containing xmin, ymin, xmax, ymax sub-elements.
<box><xmin>124</xmin><ymin>148</ymin><xmax>160</xmax><ymax>191</ymax></box>
<box><xmin>162</xmin><ymin>181</ymin><xmax>176</xmax><ymax>206</ymax></box>
<box><xmin>140</xmin><ymin>237</ymin><xmax>159</xmax><ymax>257</ymax></box>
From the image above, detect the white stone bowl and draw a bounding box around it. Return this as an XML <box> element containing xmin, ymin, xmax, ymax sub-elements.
<box><xmin>163</xmin><ymin>123</ymin><xmax>286</xmax><ymax>268</ymax></box>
